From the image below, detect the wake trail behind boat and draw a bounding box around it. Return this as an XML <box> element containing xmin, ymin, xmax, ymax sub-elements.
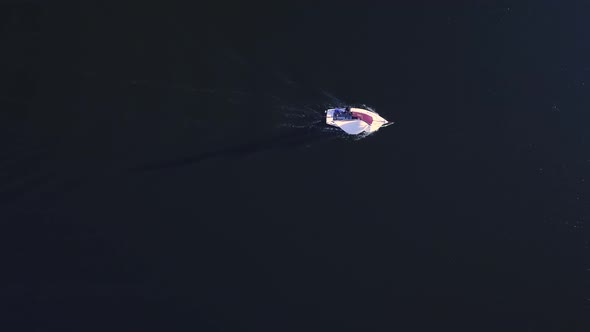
<box><xmin>129</xmin><ymin>127</ymin><xmax>335</xmax><ymax>174</ymax></box>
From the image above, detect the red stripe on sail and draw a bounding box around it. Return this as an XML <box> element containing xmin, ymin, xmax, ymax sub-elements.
<box><xmin>351</xmin><ymin>111</ymin><xmax>373</xmax><ymax>124</ymax></box>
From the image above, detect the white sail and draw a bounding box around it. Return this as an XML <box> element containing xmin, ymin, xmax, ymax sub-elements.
<box><xmin>334</xmin><ymin>120</ymin><xmax>370</xmax><ymax>135</ymax></box>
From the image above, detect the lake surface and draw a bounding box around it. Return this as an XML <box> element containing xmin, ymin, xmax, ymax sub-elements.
<box><xmin>1</xmin><ymin>2</ymin><xmax>588</xmax><ymax>331</ymax></box>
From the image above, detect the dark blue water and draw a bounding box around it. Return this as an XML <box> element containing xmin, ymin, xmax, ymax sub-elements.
<box><xmin>1</xmin><ymin>2</ymin><xmax>588</xmax><ymax>331</ymax></box>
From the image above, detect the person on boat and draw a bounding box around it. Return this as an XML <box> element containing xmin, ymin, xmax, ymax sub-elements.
<box><xmin>334</xmin><ymin>107</ymin><xmax>354</xmax><ymax>120</ymax></box>
<box><xmin>343</xmin><ymin>107</ymin><xmax>353</xmax><ymax>119</ymax></box>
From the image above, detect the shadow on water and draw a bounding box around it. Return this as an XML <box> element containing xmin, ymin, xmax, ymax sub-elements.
<box><xmin>129</xmin><ymin>126</ymin><xmax>339</xmax><ymax>174</ymax></box>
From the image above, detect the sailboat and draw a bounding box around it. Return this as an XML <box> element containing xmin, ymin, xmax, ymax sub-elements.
<box><xmin>325</xmin><ymin>107</ymin><xmax>393</xmax><ymax>135</ymax></box>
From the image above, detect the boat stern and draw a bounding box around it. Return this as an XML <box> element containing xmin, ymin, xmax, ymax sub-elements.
<box><xmin>325</xmin><ymin>108</ymin><xmax>337</xmax><ymax>126</ymax></box>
